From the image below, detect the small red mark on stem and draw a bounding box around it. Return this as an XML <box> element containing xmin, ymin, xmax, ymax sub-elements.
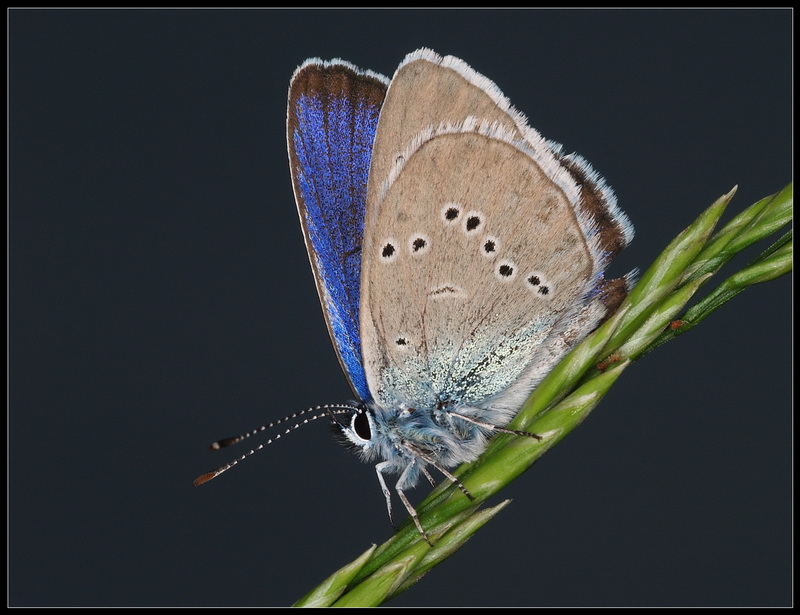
<box><xmin>596</xmin><ymin>353</ymin><xmax>623</xmax><ymax>371</ymax></box>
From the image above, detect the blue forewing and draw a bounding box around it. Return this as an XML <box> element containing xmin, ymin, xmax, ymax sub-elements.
<box><xmin>286</xmin><ymin>60</ymin><xmax>389</xmax><ymax>401</ymax></box>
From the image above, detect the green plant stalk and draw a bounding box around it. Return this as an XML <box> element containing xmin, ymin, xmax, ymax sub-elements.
<box><xmin>603</xmin><ymin>187</ymin><xmax>735</xmax><ymax>353</ymax></box>
<box><xmin>642</xmin><ymin>234</ymin><xmax>792</xmax><ymax>355</ymax></box>
<box><xmin>329</xmin><ymin>501</ymin><xmax>511</xmax><ymax>606</ymax></box>
<box><xmin>682</xmin><ymin>183</ymin><xmax>792</xmax><ymax>281</ymax></box>
<box><xmin>293</xmin><ymin>544</ymin><xmax>377</xmax><ymax>607</ymax></box>
<box><xmin>389</xmin><ymin>500</ymin><xmax>513</xmax><ymax>600</ymax></box>
<box><xmin>331</xmin><ymin>540</ymin><xmax>430</xmax><ymax>607</ymax></box>
<box><xmin>294</xmin><ymin>184</ymin><xmax>792</xmax><ymax>607</ymax></box>
<box><xmin>615</xmin><ymin>273</ymin><xmax>713</xmax><ymax>361</ymax></box>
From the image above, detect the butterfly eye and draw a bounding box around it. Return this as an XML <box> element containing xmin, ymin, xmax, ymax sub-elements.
<box><xmin>352</xmin><ymin>411</ymin><xmax>372</xmax><ymax>441</ymax></box>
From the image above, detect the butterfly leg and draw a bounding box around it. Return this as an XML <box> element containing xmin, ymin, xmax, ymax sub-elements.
<box><xmin>420</xmin><ymin>464</ymin><xmax>437</xmax><ymax>488</ymax></box>
<box><xmin>396</xmin><ymin>462</ymin><xmax>432</xmax><ymax>545</ymax></box>
<box><xmin>446</xmin><ymin>410</ymin><xmax>542</xmax><ymax>440</ymax></box>
<box><xmin>403</xmin><ymin>440</ymin><xmax>473</xmax><ymax>500</ymax></box>
<box><xmin>375</xmin><ymin>461</ymin><xmax>396</xmax><ymax>529</ymax></box>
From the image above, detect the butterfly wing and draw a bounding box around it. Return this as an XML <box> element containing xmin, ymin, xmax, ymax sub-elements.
<box><xmin>359</xmin><ymin>49</ymin><xmax>633</xmax><ymax>414</ymax></box>
<box><xmin>287</xmin><ymin>59</ymin><xmax>388</xmax><ymax>401</ymax></box>
<box><xmin>364</xmin><ymin>49</ymin><xmax>632</xmax><ymax>264</ymax></box>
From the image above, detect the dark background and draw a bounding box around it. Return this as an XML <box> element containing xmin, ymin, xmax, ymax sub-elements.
<box><xmin>10</xmin><ymin>9</ymin><xmax>791</xmax><ymax>607</ymax></box>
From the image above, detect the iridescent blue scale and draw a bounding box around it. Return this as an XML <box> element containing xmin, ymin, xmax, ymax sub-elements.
<box><xmin>287</xmin><ymin>64</ymin><xmax>388</xmax><ymax>401</ymax></box>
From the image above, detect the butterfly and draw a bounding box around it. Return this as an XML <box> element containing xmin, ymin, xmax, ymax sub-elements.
<box><xmin>195</xmin><ymin>48</ymin><xmax>633</xmax><ymax>543</ymax></box>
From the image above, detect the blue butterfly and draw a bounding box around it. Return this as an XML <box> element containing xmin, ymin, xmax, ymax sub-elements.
<box><xmin>196</xmin><ymin>49</ymin><xmax>633</xmax><ymax>543</ymax></box>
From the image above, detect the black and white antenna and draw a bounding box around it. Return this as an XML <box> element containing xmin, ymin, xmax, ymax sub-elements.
<box><xmin>192</xmin><ymin>404</ymin><xmax>360</xmax><ymax>486</ymax></box>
